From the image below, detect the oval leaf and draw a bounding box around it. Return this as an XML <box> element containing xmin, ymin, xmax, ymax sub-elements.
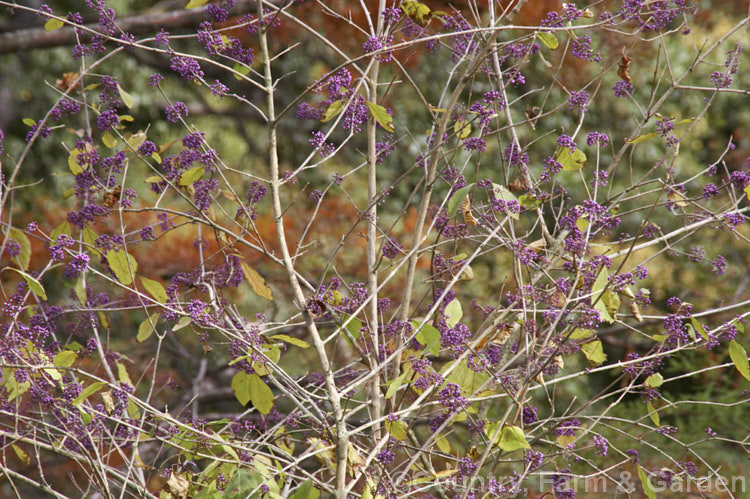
<box><xmin>44</xmin><ymin>18</ymin><xmax>64</xmax><ymax>31</ymax></box>
<box><xmin>444</xmin><ymin>298</ymin><xmax>463</xmax><ymax>328</ymax></box>
<box><xmin>269</xmin><ymin>334</ymin><xmax>310</xmax><ymax>349</ymax></box>
<box><xmin>498</xmin><ymin>425</ymin><xmax>530</xmax><ymax>452</ymax></box>
<box><xmin>248</xmin><ymin>373</ymin><xmax>274</xmax><ymax>414</ymax></box>
<box><xmin>9</xmin><ymin>228</ymin><xmax>31</xmax><ymax>270</ymax></box>
<box><xmin>137</xmin><ymin>313</ymin><xmax>160</xmax><ymax>343</ymax></box>
<box><xmin>140</xmin><ymin>277</ymin><xmax>168</xmax><ymax>304</ymax></box>
<box><xmin>448</xmin><ymin>184</ymin><xmax>474</xmax><ymax>217</ymax></box>
<box><xmin>8</xmin><ymin>268</ymin><xmax>47</xmax><ymax>300</ymax></box>
<box><xmin>118</xmin><ymin>85</ymin><xmax>135</xmax><ymax>109</ymax></box>
<box><xmin>729</xmin><ymin>340</ymin><xmax>750</xmax><ymax>381</ymax></box>
<box><xmin>322</xmin><ymin>100</ymin><xmax>344</xmax><ymax>123</ymax></box>
<box><xmin>365</xmin><ymin>101</ymin><xmax>395</xmax><ymax>133</ymax></box>
<box><xmin>106</xmin><ymin>249</ymin><xmax>137</xmax><ymax>285</ymax></box>
<box><xmin>240</xmin><ymin>262</ymin><xmax>273</xmax><ymax>301</ymax></box>
<box><xmin>556</xmin><ymin>147</ymin><xmax>587</xmax><ymax>171</ymax></box>
<box><xmin>537</xmin><ymin>32</ymin><xmax>558</xmax><ymax>49</ymax></box>
<box><xmin>179</xmin><ymin>166</ymin><xmax>205</xmax><ymax>186</ymax></box>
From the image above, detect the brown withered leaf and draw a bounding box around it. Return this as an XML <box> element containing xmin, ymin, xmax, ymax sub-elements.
<box><xmin>508</xmin><ymin>176</ymin><xmax>529</xmax><ymax>192</ymax></box>
<box><xmin>617</xmin><ymin>50</ymin><xmax>632</xmax><ymax>83</ymax></box>
<box><xmin>460</xmin><ymin>195</ymin><xmax>477</xmax><ymax>225</ymax></box>
<box><xmin>102</xmin><ymin>186</ymin><xmax>121</xmax><ymax>208</ymax></box>
<box><xmin>56</xmin><ymin>72</ymin><xmax>80</xmax><ymax>92</ymax></box>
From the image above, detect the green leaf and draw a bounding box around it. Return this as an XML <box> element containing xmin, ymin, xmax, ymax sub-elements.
<box><xmin>365</xmin><ymin>101</ymin><xmax>395</xmax><ymax>133</ymax></box>
<box><xmin>385</xmin><ymin>420</ymin><xmax>407</xmax><ymax>441</ymax></box>
<box><xmin>289</xmin><ymin>479</ymin><xmax>319</xmax><ymax>499</ymax></box>
<box><xmin>44</xmin><ymin>18</ymin><xmax>64</xmax><ymax>31</ymax></box>
<box><xmin>638</xmin><ymin>465</ymin><xmax>657</xmax><ymax>499</ymax></box>
<box><xmin>729</xmin><ymin>340</ymin><xmax>750</xmax><ymax>381</ymax></box>
<box><xmin>448</xmin><ymin>184</ymin><xmax>474</xmax><ymax>217</ymax></box>
<box><xmin>385</xmin><ymin>370</ymin><xmax>409</xmax><ymax>399</ymax></box>
<box><xmin>581</xmin><ymin>340</ymin><xmax>607</xmax><ymax>366</ymax></box>
<box><xmin>53</xmin><ymin>350</ymin><xmax>77</xmax><ymax>368</ymax></box>
<box><xmin>627</xmin><ymin>132</ymin><xmax>658</xmax><ymax>144</ymax></box>
<box><xmin>232</xmin><ymin>371</ymin><xmax>252</xmax><ymax>406</ymax></box>
<box><xmin>569</xmin><ymin>328</ymin><xmax>593</xmax><ymax>340</ymax></box>
<box><xmin>73</xmin><ymin>381</ymin><xmax>106</xmax><ymax>407</ymax></box>
<box><xmin>51</xmin><ymin>221</ymin><xmax>71</xmax><ymax>242</ymax></box>
<box><xmin>646</xmin><ymin>402</ymin><xmax>660</xmax><ymax>426</ymax></box>
<box><xmin>453</xmin><ymin>119</ymin><xmax>471</xmax><ymax>140</ymax></box>
<box><xmin>415</xmin><ymin>323</ymin><xmax>441</xmax><ymax>356</ymax></box>
<box><xmin>690</xmin><ymin>316</ymin><xmax>709</xmax><ymax>340</ymax></box>
<box><xmin>491</xmin><ymin>183</ymin><xmax>520</xmax><ymax>220</ymax></box>
<box><xmin>498</xmin><ymin>425</ymin><xmax>530</xmax><ymax>452</ymax></box>
<box><xmin>102</xmin><ymin>131</ymin><xmax>117</xmax><ymax>148</ymax></box>
<box><xmin>321</xmin><ymin>100</ymin><xmax>344</xmax><ymax>123</ymax></box>
<box><xmin>186</xmin><ymin>0</ymin><xmax>209</xmax><ymax>8</ymax></box>
<box><xmin>74</xmin><ymin>278</ymin><xmax>86</xmax><ymax>305</ymax></box>
<box><xmin>556</xmin><ymin>147</ymin><xmax>586</xmax><ymax>171</ymax></box>
<box><xmin>9</xmin><ymin>228</ymin><xmax>31</xmax><ymax>270</ymax></box>
<box><xmin>140</xmin><ymin>277</ymin><xmax>168</xmax><ymax>304</ymax></box>
<box><xmin>444</xmin><ymin>298</ymin><xmax>462</xmax><ymax>328</ymax></box>
<box><xmin>22</xmin><ymin>118</ymin><xmax>36</xmax><ymax>127</ymax></box>
<box><xmin>644</xmin><ymin>373</ymin><xmax>664</xmax><ymax>388</ymax></box>
<box><xmin>106</xmin><ymin>250</ymin><xmax>137</xmax><ymax>285</ymax></box>
<box><xmin>340</xmin><ymin>313</ymin><xmax>363</xmax><ymax>343</ymax></box>
<box><xmin>179</xmin><ymin>166</ymin><xmax>205</xmax><ymax>186</ymax></box>
<box><xmin>401</xmin><ymin>1</ymin><xmax>431</xmax><ymax>26</ymax></box>
<box><xmin>518</xmin><ymin>194</ymin><xmax>542</xmax><ymax>210</ymax></box>
<box><xmin>537</xmin><ymin>32</ymin><xmax>558</xmax><ymax>49</ymax></box>
<box><xmin>118</xmin><ymin>85</ymin><xmax>135</xmax><ymax>109</ymax></box>
<box><xmin>240</xmin><ymin>262</ymin><xmax>273</xmax><ymax>301</ymax></box>
<box><xmin>173</xmin><ymin>316</ymin><xmax>192</xmax><ymax>331</ymax></box>
<box><xmin>269</xmin><ymin>334</ymin><xmax>310</xmax><ymax>349</ymax></box>
<box><xmin>137</xmin><ymin>313</ymin><xmax>160</xmax><ymax>343</ymax></box>
<box><xmin>7</xmin><ymin>268</ymin><xmax>47</xmax><ymax>300</ymax></box>
<box><xmin>82</xmin><ymin>227</ymin><xmax>101</xmax><ymax>258</ymax></box>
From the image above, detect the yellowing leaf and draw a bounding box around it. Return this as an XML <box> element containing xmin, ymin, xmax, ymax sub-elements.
<box><xmin>248</xmin><ymin>373</ymin><xmax>274</xmax><ymax>414</ymax></box>
<box><xmin>240</xmin><ymin>262</ymin><xmax>273</xmax><ymax>301</ymax></box>
<box><xmin>137</xmin><ymin>313</ymin><xmax>160</xmax><ymax>343</ymax></box>
<box><xmin>646</xmin><ymin>402</ymin><xmax>660</xmax><ymax>426</ymax></box>
<box><xmin>8</xmin><ymin>268</ymin><xmax>47</xmax><ymax>300</ymax></box>
<box><xmin>102</xmin><ymin>131</ymin><xmax>117</xmax><ymax>148</ymax></box>
<box><xmin>644</xmin><ymin>373</ymin><xmax>664</xmax><ymax>388</ymax></box>
<box><xmin>106</xmin><ymin>249</ymin><xmax>137</xmax><ymax>285</ymax></box>
<box><xmin>118</xmin><ymin>85</ymin><xmax>135</xmax><ymax>109</ymax></box>
<box><xmin>581</xmin><ymin>340</ymin><xmax>607</xmax><ymax>366</ymax></box>
<box><xmin>269</xmin><ymin>334</ymin><xmax>310</xmax><ymax>349</ymax></box>
<box><xmin>385</xmin><ymin>420</ymin><xmax>407</xmax><ymax>441</ymax></box>
<box><xmin>9</xmin><ymin>227</ymin><xmax>31</xmax><ymax>270</ymax></box>
<box><xmin>22</xmin><ymin>118</ymin><xmax>37</xmax><ymax>127</ymax></box>
<box><xmin>401</xmin><ymin>1</ymin><xmax>431</xmax><ymax>26</ymax></box>
<box><xmin>385</xmin><ymin>370</ymin><xmax>409</xmax><ymax>399</ymax></box>
<box><xmin>454</xmin><ymin>119</ymin><xmax>471</xmax><ymax>140</ymax></box>
<box><xmin>365</xmin><ymin>101</ymin><xmax>395</xmax><ymax>133</ymax></box>
<box><xmin>729</xmin><ymin>340</ymin><xmax>750</xmax><ymax>381</ymax></box>
<box><xmin>667</xmin><ymin>190</ymin><xmax>687</xmax><ymax>207</ymax></box>
<box><xmin>140</xmin><ymin>277</ymin><xmax>168</xmax><ymax>304</ymax></box>
<box><xmin>179</xmin><ymin>166</ymin><xmax>205</xmax><ymax>186</ymax></box>
<box><xmin>44</xmin><ymin>18</ymin><xmax>64</xmax><ymax>31</ymax></box>
<box><xmin>556</xmin><ymin>147</ymin><xmax>586</xmax><ymax>171</ymax></box>
<box><xmin>498</xmin><ymin>425</ymin><xmax>530</xmax><ymax>452</ymax></box>
<box><xmin>185</xmin><ymin>0</ymin><xmax>209</xmax><ymax>8</ymax></box>
<box><xmin>53</xmin><ymin>350</ymin><xmax>77</xmax><ymax>368</ymax></box>
<box><xmin>444</xmin><ymin>298</ymin><xmax>462</xmax><ymax>328</ymax></box>
<box><xmin>638</xmin><ymin>465</ymin><xmax>657</xmax><ymax>499</ymax></box>
<box><xmin>626</xmin><ymin>132</ymin><xmax>658</xmax><ymax>144</ymax></box>
<box><xmin>73</xmin><ymin>381</ymin><xmax>106</xmax><ymax>407</ymax></box>
<box><xmin>12</xmin><ymin>444</ymin><xmax>30</xmax><ymax>465</ymax></box>
<box><xmin>537</xmin><ymin>32</ymin><xmax>558</xmax><ymax>49</ymax></box>
<box><xmin>321</xmin><ymin>100</ymin><xmax>344</xmax><ymax>123</ymax></box>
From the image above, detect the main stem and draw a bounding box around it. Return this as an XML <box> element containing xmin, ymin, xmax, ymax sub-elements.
<box><xmin>255</xmin><ymin>3</ymin><xmax>347</xmax><ymax>497</ymax></box>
